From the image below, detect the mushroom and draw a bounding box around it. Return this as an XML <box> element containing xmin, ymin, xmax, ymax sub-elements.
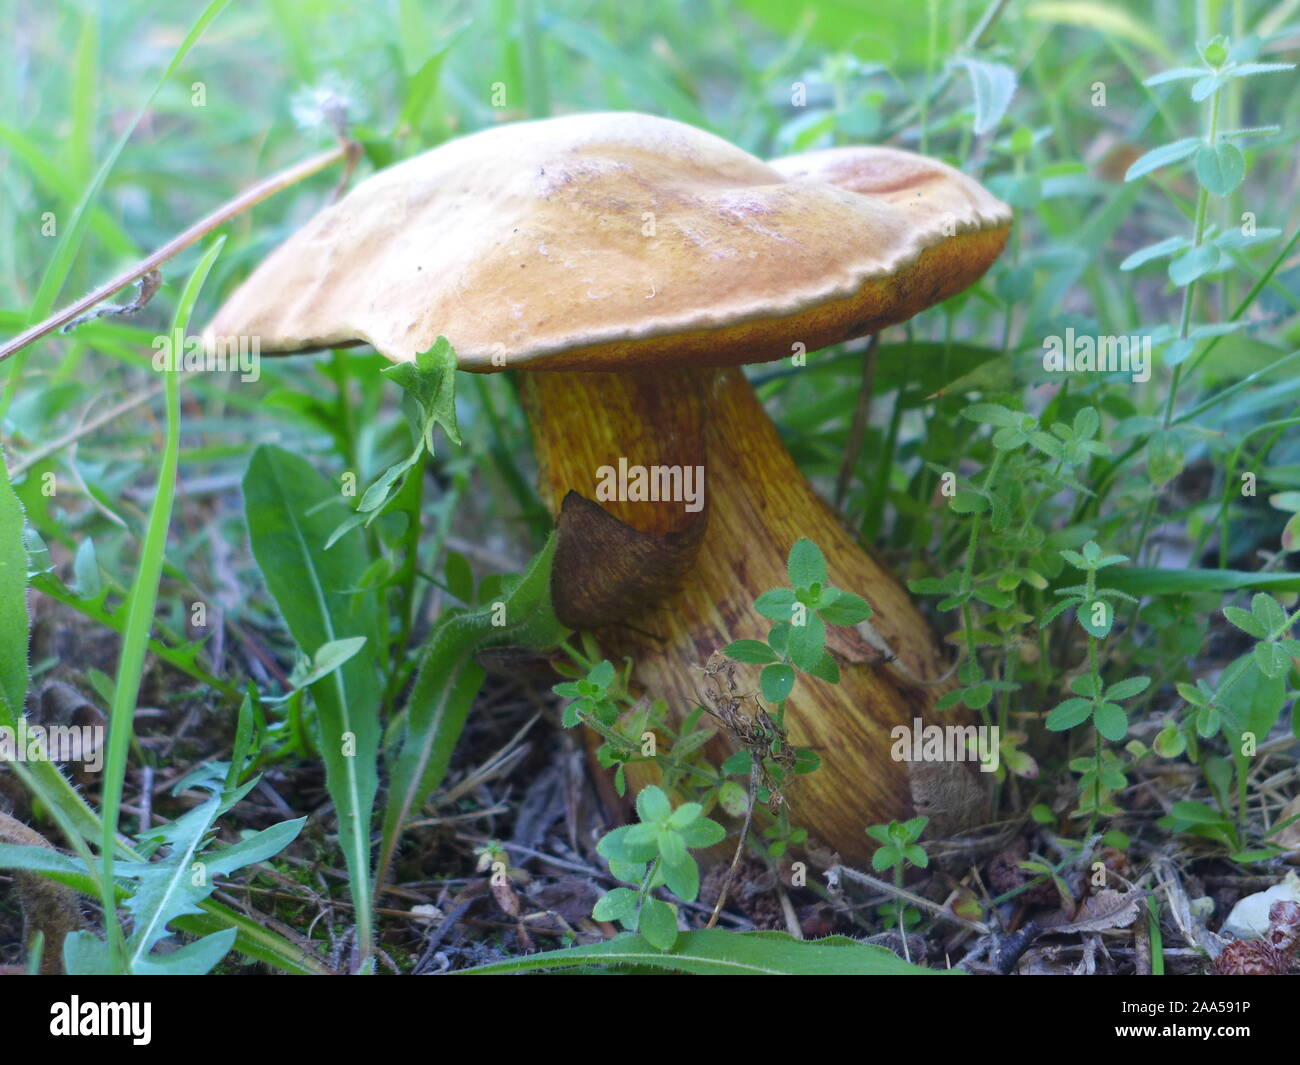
<box><xmin>204</xmin><ymin>112</ymin><xmax>1011</xmax><ymax>860</ymax></box>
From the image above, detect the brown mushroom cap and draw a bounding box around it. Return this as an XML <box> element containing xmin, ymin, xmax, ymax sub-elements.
<box><xmin>204</xmin><ymin>112</ymin><xmax>1010</xmax><ymax>371</ymax></box>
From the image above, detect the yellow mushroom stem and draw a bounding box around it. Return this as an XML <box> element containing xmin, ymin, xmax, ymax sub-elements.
<box><xmin>521</xmin><ymin>365</ymin><xmax>976</xmax><ymax>862</ymax></box>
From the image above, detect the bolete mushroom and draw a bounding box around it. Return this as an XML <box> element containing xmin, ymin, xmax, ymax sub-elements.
<box><xmin>204</xmin><ymin>112</ymin><xmax>1011</xmax><ymax>861</ymax></box>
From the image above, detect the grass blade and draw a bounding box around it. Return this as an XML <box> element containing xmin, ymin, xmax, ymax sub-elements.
<box><xmin>98</xmin><ymin>236</ymin><xmax>226</xmax><ymax>968</ymax></box>
<box><xmin>0</xmin><ymin>0</ymin><xmax>232</xmax><ymax>420</ymax></box>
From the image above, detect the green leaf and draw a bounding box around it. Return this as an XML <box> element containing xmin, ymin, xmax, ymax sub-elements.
<box><xmin>289</xmin><ymin>636</ymin><xmax>369</xmax><ymax>690</ymax></box>
<box><xmin>1093</xmin><ymin>702</ymin><xmax>1128</xmax><ymax>742</ymax></box>
<box><xmin>1194</xmin><ymin>142</ymin><xmax>1245</xmax><ymax>196</ymax></box>
<box><xmin>660</xmin><ymin>852</ymin><xmax>699</xmax><ymax>901</ymax></box>
<box><xmin>902</xmin><ymin>816</ymin><xmax>929</xmax><ymax>841</ymax></box>
<box><xmin>592</xmin><ymin>887</ymin><xmax>638</xmax><ymax>923</ymax></box>
<box><xmin>723</xmin><ymin>639</ymin><xmax>777</xmax><ymax>665</ymax></box>
<box><xmin>961</xmin><ymin>402</ymin><xmax>1022</xmax><ymax>427</ymax></box>
<box><xmin>1124</xmin><ymin>137</ymin><xmax>1200</xmax><ymax>181</ymax></box>
<box><xmin>718</xmin><ymin>781</ymin><xmax>748</xmax><ymax>817</ymax></box>
<box><xmin>124</xmin><ymin>804</ymin><xmax>304</xmax><ymax>974</ymax></box>
<box><xmin>957</xmin><ymin>58</ymin><xmax>1017</xmax><ymax>135</ymax></box>
<box><xmin>71</xmin><ymin>538</ymin><xmax>101</xmax><ymax>599</ymax></box>
<box><xmin>380</xmin><ymin>336</ymin><xmax>462</xmax><ymax>449</ymax></box>
<box><xmin>1170</xmin><ymin>800</ymin><xmax>1229</xmax><ymax>825</ymax></box>
<box><xmin>804</xmin><ymin>652</ymin><xmax>840</xmax><ymax>684</ymax></box>
<box><xmin>786</xmin><ymin>538</ymin><xmax>828</xmax><ymax>588</ymax></box>
<box><xmin>443</xmin><ymin>551</ymin><xmax>474</xmax><ymax>604</ymax></box>
<box><xmin>1143</xmin><ymin>66</ymin><xmax>1208</xmax><ymax>86</ymax></box>
<box><xmin>678</xmin><ymin>816</ymin><xmax>726</xmax><ymax>849</ymax></box>
<box><xmin>950</xmin><ymin>489</ymin><xmax>989</xmax><ymax>514</ymax></box>
<box><xmin>1169</xmin><ymin>245</ymin><xmax>1222</xmax><ymax>287</ymax></box>
<box><xmin>1223</xmin><ymin>605</ymin><xmax>1266</xmax><ymax>637</ymax></box>
<box><xmin>785</xmin><ymin>611</ymin><xmax>826</xmax><ymax>672</ymax></box>
<box><xmin>1250</xmin><ymin>593</ymin><xmax>1286</xmax><ymax>636</ymax></box>
<box><xmin>51</xmin><ymin>767</ymin><xmax>304</xmax><ymax>975</ymax></box>
<box><xmin>243</xmin><ymin>445</ymin><xmax>382</xmax><ymax>947</ymax></box>
<box><xmin>1070</xmin><ymin>674</ymin><xmax>1100</xmax><ymax>698</ymax></box>
<box><xmin>1195</xmin><ymin>704</ymin><xmax>1220</xmax><ymax>738</ymax></box>
<box><xmin>818</xmin><ymin>590</ymin><xmax>872</xmax><ymax>626</ymax></box>
<box><xmin>1218</xmin><ymin>655</ymin><xmax>1286</xmax><ymax>763</ymax></box>
<box><xmin>638</xmin><ymin>898</ymin><xmax>678</xmax><ymax>951</ymax></box>
<box><xmin>1120</xmin><ymin>234</ymin><xmax>1190</xmax><ymax>271</ymax></box>
<box><xmin>1154</xmin><ymin>724</ymin><xmax>1187</xmax><ymax>758</ymax></box>
<box><xmin>760</xmin><ymin>663</ymin><xmax>796</xmax><ymax>704</ymax></box>
<box><xmin>1077</xmin><ymin>599</ymin><xmax>1114</xmax><ymax>638</ymax></box>
<box><xmin>1146</xmin><ymin>429</ymin><xmax>1184</xmax><ymax>486</ymax></box>
<box><xmin>127</xmin><ymin>930</ymin><xmax>237</xmax><ymax>977</ymax></box>
<box><xmin>722</xmin><ymin>751</ymin><xmax>752</xmax><ymax>775</ymax></box>
<box><xmin>380</xmin><ymin>536</ymin><xmax>567</xmax><ymax>884</ymax></box>
<box><xmin>1252</xmin><ymin>641</ymin><xmax>1289</xmax><ymax>679</ymax></box>
<box><xmin>332</xmin><ymin>338</ymin><xmax>464</xmax><ymax>544</ymax></box>
<box><xmin>454</xmin><ymin>929</ymin><xmax>960</xmax><ymax>975</ymax></box>
<box><xmin>1046</xmin><ymin>697</ymin><xmax>1092</xmax><ymax>731</ymax></box>
<box><xmin>1100</xmin><ymin>568</ymin><xmax>1300</xmax><ymax>596</ymax></box>
<box><xmin>1225</xmin><ymin>61</ymin><xmax>1295</xmax><ymax>79</ymax></box>
<box><xmin>598</xmin><ymin>825</ymin><xmax>658</xmax><ymax>865</ymax></box>
<box><xmin>754</xmin><ymin>588</ymin><xmax>797</xmax><ymax>621</ymax></box>
<box><xmin>1105</xmin><ymin>676</ymin><xmax>1151</xmax><ymax>701</ymax></box>
<box><xmin>636</xmin><ymin>785</ymin><xmax>672</xmax><ymax>825</ymax></box>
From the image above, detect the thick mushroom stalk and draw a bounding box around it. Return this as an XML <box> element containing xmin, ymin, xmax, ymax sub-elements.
<box><xmin>524</xmin><ymin>365</ymin><xmax>971</xmax><ymax>859</ymax></box>
<box><xmin>203</xmin><ymin>113</ymin><xmax>1013</xmax><ymax>862</ymax></box>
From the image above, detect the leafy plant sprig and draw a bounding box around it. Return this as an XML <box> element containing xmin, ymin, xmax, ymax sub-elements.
<box><xmin>722</xmin><ymin>537</ymin><xmax>872</xmax><ymax>714</ymax></box>
<box><xmin>910</xmin><ymin>401</ymin><xmax>1110</xmax><ymax>720</ymax></box>
<box><xmin>591</xmin><ymin>785</ymin><xmax>725</xmax><ymax>952</ymax></box>
<box><xmin>1042</xmin><ymin>541</ymin><xmax>1149</xmax><ymax>820</ymax></box>
<box><xmin>866</xmin><ymin>816</ymin><xmax>929</xmax><ymax>930</ymax></box>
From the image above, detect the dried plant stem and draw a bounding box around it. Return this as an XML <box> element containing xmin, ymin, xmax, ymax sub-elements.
<box><xmin>706</xmin><ymin>753</ymin><xmax>760</xmax><ymax>929</ymax></box>
<box><xmin>8</xmin><ymin>385</ymin><xmax>163</xmax><ymax>478</ymax></box>
<box><xmin>0</xmin><ymin>140</ymin><xmax>358</xmax><ymax>366</ymax></box>
<box><xmin>826</xmin><ymin>863</ymin><xmax>991</xmax><ymax>934</ymax></box>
